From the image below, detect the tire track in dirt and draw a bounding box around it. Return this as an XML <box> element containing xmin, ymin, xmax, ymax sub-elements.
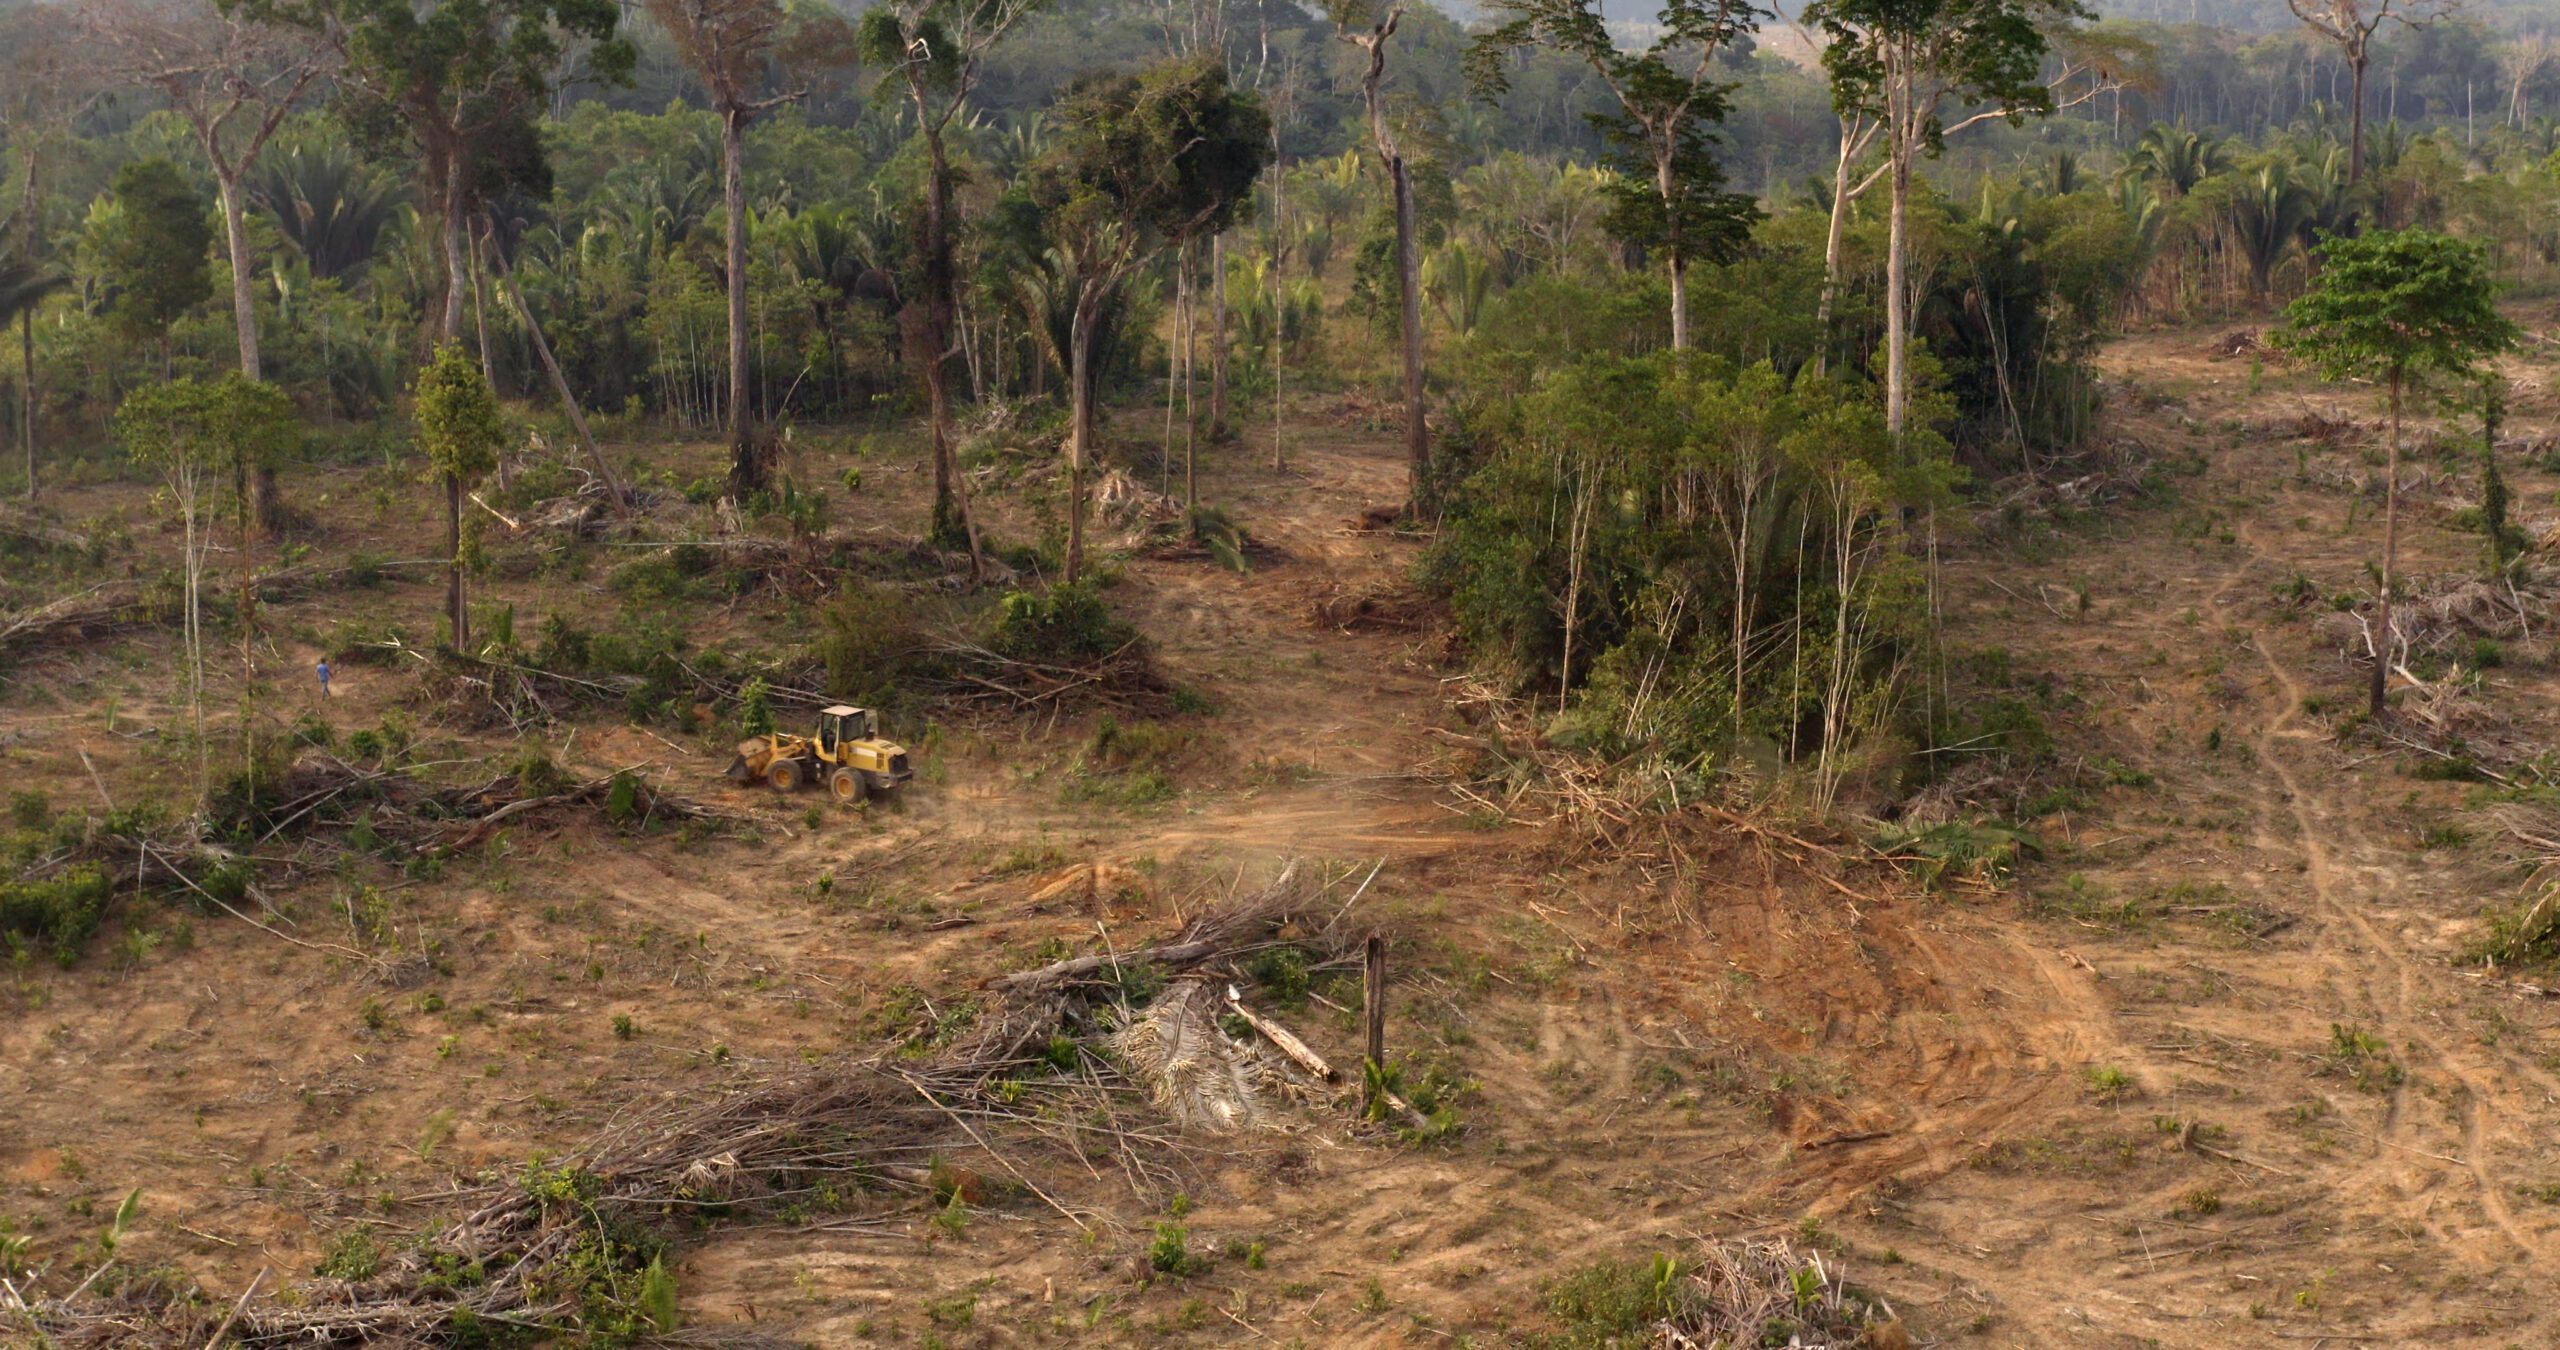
<box><xmin>2228</xmin><ymin>525</ymin><xmax>2555</xmax><ymax>1261</ymax></box>
<box><xmin>1774</xmin><ymin>918</ymin><xmax>2107</xmax><ymax>1215</ymax></box>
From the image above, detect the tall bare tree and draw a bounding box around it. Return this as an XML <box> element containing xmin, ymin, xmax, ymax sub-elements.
<box><xmin>1</xmin><ymin>3</ymin><xmax>85</xmax><ymax>502</ymax></box>
<box><xmin>1330</xmin><ymin>0</ymin><xmax>1428</xmax><ymax>507</ymax></box>
<box><xmin>648</xmin><ymin>0</ymin><xmax>849</xmax><ymax>496</ymax></box>
<box><xmin>859</xmin><ymin>0</ymin><xmax>1044</xmax><ymax>573</ymax></box>
<box><xmin>2502</xmin><ymin>30</ymin><xmax>2552</xmax><ymax>128</ymax></box>
<box><xmin>85</xmin><ymin>0</ymin><xmax>330</xmax><ymax>530</ymax></box>
<box><xmin>2284</xmin><ymin>0</ymin><xmax>2453</xmax><ymax>186</ymax></box>
<box><xmin>1802</xmin><ymin>0</ymin><xmax>2091</xmax><ymax>437</ymax></box>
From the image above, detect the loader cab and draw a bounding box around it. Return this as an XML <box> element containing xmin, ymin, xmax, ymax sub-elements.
<box><xmin>817</xmin><ymin>705</ymin><xmax>877</xmax><ymax>757</ymax></box>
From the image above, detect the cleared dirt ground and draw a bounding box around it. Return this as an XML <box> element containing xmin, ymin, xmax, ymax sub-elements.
<box><xmin>5</xmin><ymin>326</ymin><xmax>2559</xmax><ymax>1347</ymax></box>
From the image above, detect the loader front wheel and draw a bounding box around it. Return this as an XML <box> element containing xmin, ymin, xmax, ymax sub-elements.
<box><xmin>767</xmin><ymin>758</ymin><xmax>802</xmax><ymax>793</ymax></box>
<box><xmin>829</xmin><ymin>767</ymin><xmax>865</xmax><ymax>805</ymax></box>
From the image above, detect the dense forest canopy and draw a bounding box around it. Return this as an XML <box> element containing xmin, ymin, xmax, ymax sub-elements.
<box><xmin>4</xmin><ymin>0</ymin><xmax>2559</xmax><ymax>789</ymax></box>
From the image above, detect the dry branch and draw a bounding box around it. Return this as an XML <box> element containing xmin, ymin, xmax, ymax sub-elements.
<box><xmin>21</xmin><ymin>863</ymin><xmax>1382</xmax><ymax>1347</ymax></box>
<box><xmin>1653</xmin><ymin>1237</ymin><xmax>1895</xmax><ymax>1348</ymax></box>
<box><xmin>1223</xmin><ymin>985</ymin><xmax>1338</xmax><ymax>1081</ymax></box>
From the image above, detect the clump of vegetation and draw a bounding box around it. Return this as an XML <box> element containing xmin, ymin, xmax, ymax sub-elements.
<box><xmin>1428</xmin><ymin>355</ymin><xmax>1943</xmax><ymax>812</ymax></box>
<box><xmin>990</xmin><ymin>581</ymin><xmax>1138</xmax><ymax>662</ymax></box>
<box><xmin>2324</xmin><ymin>1023</ymin><xmax>2405</xmax><ymax>1093</ymax></box>
<box><xmin>1</xmin><ymin>866</ymin><xmax>111</xmax><ymax>968</ymax></box>
<box><xmin>815</xmin><ymin>581</ymin><xmax>942</xmax><ymax>710</ymax></box>
<box><xmin>1544</xmin><ymin>1239</ymin><xmax>1892</xmax><ymax>1349</ymax></box>
<box><xmin>315</xmin><ymin>1226</ymin><xmax>384</xmax><ymax>1282</ymax></box>
<box><xmin>1147</xmin><ymin>1223</ymin><xmax>1209</xmax><ymax>1277</ymax></box>
<box><xmin>1870</xmin><ymin>820</ymin><xmax>2041</xmax><ymax>890</ymax></box>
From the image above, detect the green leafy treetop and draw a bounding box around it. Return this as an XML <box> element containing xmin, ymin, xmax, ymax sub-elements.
<box><xmin>1029</xmin><ymin>61</ymin><xmax>1272</xmax><ymax>254</ymax></box>
<box><xmin>1466</xmin><ymin>0</ymin><xmax>1763</xmax><ymax>350</ymax></box>
<box><xmin>2273</xmin><ymin>227</ymin><xmax>2517</xmax><ymax>717</ymax></box>
<box><xmin>116</xmin><ymin>374</ymin><xmax>300</xmax><ymax>492</ymax></box>
<box><xmin>415</xmin><ymin>342</ymin><xmax>505</xmax><ymax>484</ymax></box>
<box><xmin>415</xmin><ymin>343</ymin><xmax>506</xmax><ymax>650</ymax></box>
<box><xmin>229</xmin><ymin>0</ymin><xmax>634</xmax><ymax>340</ymax></box>
<box><xmin>2272</xmin><ymin>228</ymin><xmax>2518</xmax><ymax>391</ymax></box>
<box><xmin>94</xmin><ymin>157</ymin><xmax>213</xmax><ymax>363</ymax></box>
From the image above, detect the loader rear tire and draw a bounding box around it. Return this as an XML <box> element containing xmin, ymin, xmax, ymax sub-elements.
<box><xmin>829</xmin><ymin>767</ymin><xmax>865</xmax><ymax>804</ymax></box>
<box><xmin>767</xmin><ymin>758</ymin><xmax>801</xmax><ymax>792</ymax></box>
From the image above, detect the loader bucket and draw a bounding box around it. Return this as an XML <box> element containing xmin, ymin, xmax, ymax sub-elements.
<box><xmin>724</xmin><ymin>754</ymin><xmax>753</xmax><ymax>784</ymax></box>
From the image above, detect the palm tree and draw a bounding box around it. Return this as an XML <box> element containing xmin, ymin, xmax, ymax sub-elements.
<box><xmin>986</xmin><ymin>113</ymin><xmax>1051</xmax><ymax>185</ymax></box>
<box><xmin>1</xmin><ymin>249</ymin><xmax>69</xmax><ymax>499</ymax></box>
<box><xmin>778</xmin><ymin>204</ymin><xmax>871</xmax><ymax>410</ymax></box>
<box><xmin>251</xmin><ymin>138</ymin><xmax>408</xmax><ymax>282</ymax></box>
<box><xmin>2292</xmin><ymin>143</ymin><xmax>2356</xmax><ymax>243</ymax></box>
<box><xmin>597</xmin><ymin>169</ymin><xmax>713</xmax><ymax>258</ymax></box>
<box><xmin>2124</xmin><ymin>122</ymin><xmax>2225</xmax><ymax>199</ymax></box>
<box><xmin>2114</xmin><ymin>177</ymin><xmax>2164</xmax><ymax>251</ymax></box>
<box><xmin>1423</xmin><ymin>241</ymin><xmax>1495</xmax><ymax>338</ymax></box>
<box><xmin>2228</xmin><ymin>161</ymin><xmax>2315</xmax><ymax>296</ymax></box>
<box><xmin>2039</xmin><ymin>149</ymin><xmax>2082</xmax><ymax>196</ymax></box>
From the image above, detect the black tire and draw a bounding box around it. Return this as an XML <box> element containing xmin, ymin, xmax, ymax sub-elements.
<box><xmin>767</xmin><ymin>758</ymin><xmax>801</xmax><ymax>792</ymax></box>
<box><xmin>829</xmin><ymin>767</ymin><xmax>865</xmax><ymax>804</ymax></box>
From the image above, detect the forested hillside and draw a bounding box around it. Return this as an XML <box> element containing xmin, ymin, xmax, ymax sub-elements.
<box><xmin>6</xmin><ymin>0</ymin><xmax>2560</xmax><ymax>1343</ymax></box>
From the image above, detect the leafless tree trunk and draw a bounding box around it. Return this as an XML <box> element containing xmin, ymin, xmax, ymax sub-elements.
<box><xmin>17</xmin><ymin>151</ymin><xmax>36</xmax><ymax>503</ymax></box>
<box><xmin>446</xmin><ymin>471</ymin><xmax>468</xmax><ymax>651</ymax></box>
<box><xmin>722</xmin><ymin>109</ymin><xmax>756</xmax><ymax>489</ymax></box>
<box><xmin>1815</xmin><ymin>115</ymin><xmax>1882</xmax><ymax>377</ymax></box>
<box><xmin>1884</xmin><ymin>97</ymin><xmax>1911</xmax><ymax>438</ymax></box>
<box><xmin>441</xmin><ymin>151</ymin><xmax>468</xmax><ymax>342</ymax></box>
<box><xmin>1066</xmin><ymin>285</ymin><xmax>1101</xmax><ymax>584</ymax></box>
<box><xmin>1342</xmin><ymin>5</ymin><xmax>1428</xmax><ymax>507</ymax></box>
<box><xmin>2375</xmin><ymin>370</ymin><xmax>2402</xmax><ymax>716</ymax></box>
<box><xmin>1209</xmin><ymin>233</ymin><xmax>1229</xmax><ymax>437</ymax></box>
<box><xmin>485</xmin><ymin>217</ymin><xmax>627</xmax><ymax>509</ymax></box>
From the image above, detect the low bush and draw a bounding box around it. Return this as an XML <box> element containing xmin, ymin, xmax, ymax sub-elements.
<box><xmin>0</xmin><ymin>866</ymin><xmax>112</xmax><ymax>966</ymax></box>
<box><xmin>990</xmin><ymin>581</ymin><xmax>1136</xmax><ymax>662</ymax></box>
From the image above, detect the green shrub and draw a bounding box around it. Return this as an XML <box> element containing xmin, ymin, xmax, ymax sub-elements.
<box><xmin>1</xmin><ymin>867</ymin><xmax>113</xmax><ymax>966</ymax></box>
<box><xmin>1870</xmin><ymin>820</ymin><xmax>2042</xmax><ymax>889</ymax></box>
<box><xmin>1246</xmin><ymin>945</ymin><xmax>1312</xmax><ymax>1010</ymax></box>
<box><xmin>536</xmin><ymin>613</ymin><xmax>593</xmax><ymax>670</ymax></box>
<box><xmin>990</xmin><ymin>581</ymin><xmax>1137</xmax><ymax>662</ymax></box>
<box><xmin>817</xmin><ymin>580</ymin><xmax>938</xmax><ymax>707</ymax></box>
<box><xmin>1149</xmin><ymin>1223</ymin><xmax>1208</xmax><ymax>1276</ymax></box>
<box><xmin>315</xmin><ymin>1226</ymin><xmax>383</xmax><ymax>1281</ymax></box>
<box><xmin>737</xmin><ymin>676</ymin><xmax>775</xmax><ymax>737</ymax></box>
<box><xmin>1544</xmin><ymin>1255</ymin><xmax>1693</xmax><ymax>1347</ymax></box>
<box><xmin>1085</xmin><ymin>716</ymin><xmax>1192</xmax><ymax>770</ymax></box>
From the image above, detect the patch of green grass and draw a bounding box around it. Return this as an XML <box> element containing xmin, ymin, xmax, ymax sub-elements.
<box><xmin>2085</xmin><ymin>1065</ymin><xmax>2135</xmax><ymax>1102</ymax></box>
<box><xmin>1148</xmin><ymin>1223</ymin><xmax>1208</xmax><ymax>1277</ymax></box>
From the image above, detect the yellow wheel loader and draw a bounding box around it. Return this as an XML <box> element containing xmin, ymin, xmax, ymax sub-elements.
<box><xmin>726</xmin><ymin>705</ymin><xmax>914</xmax><ymax>803</ymax></box>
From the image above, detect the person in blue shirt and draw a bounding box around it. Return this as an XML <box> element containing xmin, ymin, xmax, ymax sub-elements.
<box><xmin>316</xmin><ymin>658</ymin><xmax>333</xmax><ymax>698</ymax></box>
